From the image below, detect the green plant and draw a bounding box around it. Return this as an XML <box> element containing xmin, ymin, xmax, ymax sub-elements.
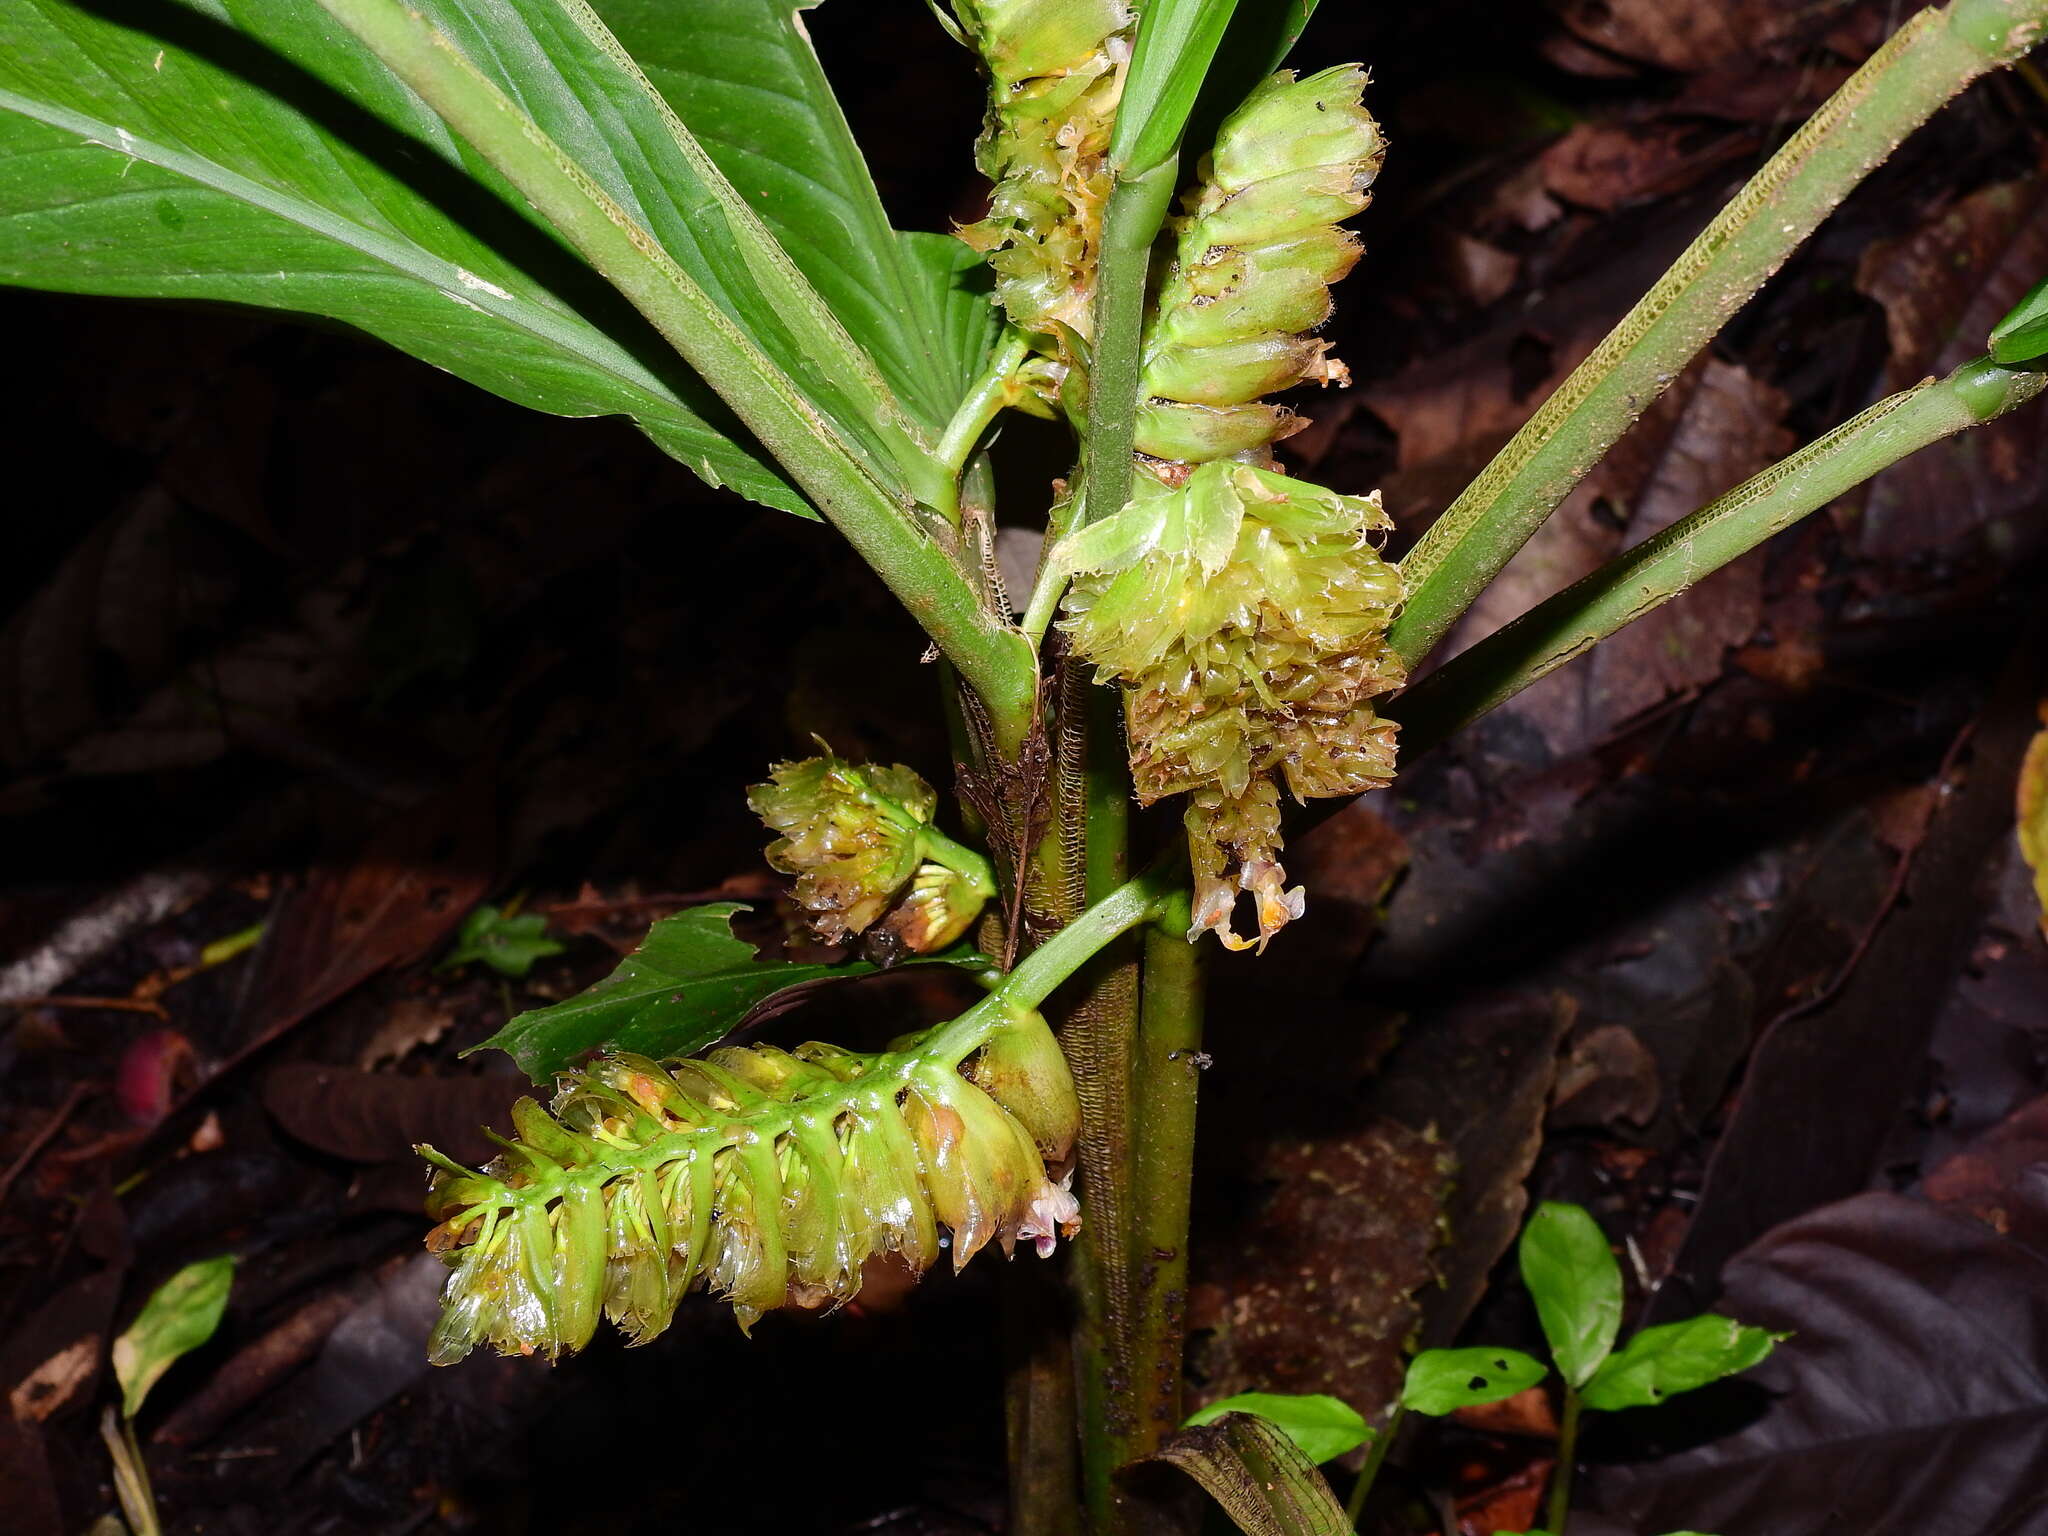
<box><xmin>4</xmin><ymin>2</ymin><xmax>2045</xmax><ymax>1532</ymax></box>
<box><xmin>1518</xmin><ymin>1204</ymin><xmax>1783</xmax><ymax>1536</ymax></box>
<box><xmin>100</xmin><ymin>1256</ymin><xmax>237</xmax><ymax>1536</ymax></box>
<box><xmin>438</xmin><ymin>901</ymin><xmax>566</xmax><ymax>979</ymax></box>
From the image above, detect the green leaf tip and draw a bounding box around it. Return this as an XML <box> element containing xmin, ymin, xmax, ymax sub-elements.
<box><xmin>1580</xmin><ymin>1312</ymin><xmax>1785</xmax><ymax>1412</ymax></box>
<box><xmin>1184</xmin><ymin>1391</ymin><xmax>1372</xmax><ymax>1464</ymax></box>
<box><xmin>112</xmin><ymin>1255</ymin><xmax>236</xmax><ymax>1419</ymax></box>
<box><xmin>1990</xmin><ymin>273</ymin><xmax>2048</xmax><ymax>366</ymax></box>
<box><xmin>1518</xmin><ymin>1201</ymin><xmax>1624</xmax><ymax>1389</ymax></box>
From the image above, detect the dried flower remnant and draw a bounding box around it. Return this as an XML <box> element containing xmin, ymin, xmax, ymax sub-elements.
<box><xmin>747</xmin><ymin>750</ymin><xmax>994</xmax><ymax>958</ymax></box>
<box><xmin>948</xmin><ymin>0</ymin><xmax>1135</xmax><ymax>356</ymax></box>
<box><xmin>1057</xmin><ymin>462</ymin><xmax>1403</xmax><ymax>950</ymax></box>
<box><xmin>419</xmin><ymin>1006</ymin><xmax>1080</xmax><ymax>1360</ymax></box>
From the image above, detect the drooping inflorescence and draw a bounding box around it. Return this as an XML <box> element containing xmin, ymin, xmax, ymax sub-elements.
<box><xmin>748</xmin><ymin>750</ymin><xmax>994</xmax><ymax>961</ymax></box>
<box><xmin>1056</xmin><ymin>461</ymin><xmax>1403</xmax><ymax>950</ymax></box>
<box><xmin>947</xmin><ymin>0</ymin><xmax>1134</xmax><ymax>356</ymax></box>
<box><xmin>1053</xmin><ymin>66</ymin><xmax>1400</xmax><ymax>951</ymax></box>
<box><xmin>420</xmin><ymin>1005</ymin><xmax>1081</xmax><ymax>1361</ymax></box>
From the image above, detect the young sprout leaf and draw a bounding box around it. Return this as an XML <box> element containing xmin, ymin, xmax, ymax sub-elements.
<box><xmin>471</xmin><ymin>903</ymin><xmax>988</xmax><ymax>1083</ymax></box>
<box><xmin>1111</xmin><ymin>0</ymin><xmax>1244</xmax><ymax>177</ymax></box>
<box><xmin>1400</xmin><ymin>1347</ymin><xmax>1548</xmax><ymax>1417</ymax></box>
<box><xmin>1989</xmin><ymin>274</ymin><xmax>2048</xmax><ymax>367</ymax></box>
<box><xmin>1580</xmin><ymin>1314</ymin><xmax>1785</xmax><ymax>1412</ymax></box>
<box><xmin>112</xmin><ymin>1255</ymin><xmax>235</xmax><ymax>1419</ymax></box>
<box><xmin>1184</xmin><ymin>1391</ymin><xmax>1372</xmax><ymax>1464</ymax></box>
<box><xmin>1518</xmin><ymin>1202</ymin><xmax>1624</xmax><ymax>1389</ymax></box>
<box><xmin>438</xmin><ymin>905</ymin><xmax>566</xmax><ymax>980</ymax></box>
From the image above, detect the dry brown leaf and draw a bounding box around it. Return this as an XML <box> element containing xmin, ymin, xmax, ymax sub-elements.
<box><xmin>1857</xmin><ymin>172</ymin><xmax>2048</xmax><ymax>557</ymax></box>
<box><xmin>1551</xmin><ymin>0</ymin><xmax>1812</xmax><ymax>72</ymax></box>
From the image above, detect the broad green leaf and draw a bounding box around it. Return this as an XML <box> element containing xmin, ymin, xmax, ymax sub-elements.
<box><xmin>112</xmin><ymin>1255</ymin><xmax>235</xmax><ymax>1419</ymax></box>
<box><xmin>1111</xmin><ymin>0</ymin><xmax>1244</xmax><ymax>176</ymax></box>
<box><xmin>1152</xmin><ymin>1412</ymin><xmax>1354</xmax><ymax>1536</ymax></box>
<box><xmin>311</xmin><ymin>0</ymin><xmax>929</xmax><ymax>501</ymax></box>
<box><xmin>898</xmin><ymin>230</ymin><xmax>1002</xmax><ymax>415</ymax></box>
<box><xmin>1518</xmin><ymin>1202</ymin><xmax>1623</xmax><ymax>1389</ymax></box>
<box><xmin>1185</xmin><ymin>1392</ymin><xmax>1371</xmax><ymax>1464</ymax></box>
<box><xmin>1990</xmin><ymin>274</ymin><xmax>2048</xmax><ymax>365</ymax></box>
<box><xmin>594</xmin><ymin>0</ymin><xmax>997</xmax><ymax>428</ymax></box>
<box><xmin>1401</xmin><ymin>1347</ymin><xmax>1548</xmax><ymax>1417</ymax></box>
<box><xmin>474</xmin><ymin>902</ymin><xmax>990</xmax><ymax>1082</ymax></box>
<box><xmin>1581</xmin><ymin>1314</ymin><xmax>1783</xmax><ymax>1413</ymax></box>
<box><xmin>438</xmin><ymin>904</ymin><xmax>565</xmax><ymax>979</ymax></box>
<box><xmin>0</xmin><ymin>0</ymin><xmax>810</xmax><ymax>519</ymax></box>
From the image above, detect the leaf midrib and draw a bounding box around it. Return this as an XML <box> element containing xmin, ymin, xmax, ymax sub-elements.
<box><xmin>0</xmin><ymin>85</ymin><xmax>686</xmax><ymax>410</ymax></box>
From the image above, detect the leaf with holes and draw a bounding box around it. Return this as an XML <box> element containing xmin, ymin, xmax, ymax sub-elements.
<box><xmin>1401</xmin><ymin>1346</ymin><xmax>1549</xmax><ymax>1416</ymax></box>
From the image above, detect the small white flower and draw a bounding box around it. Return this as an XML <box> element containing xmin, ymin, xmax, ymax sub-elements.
<box><xmin>1018</xmin><ymin>1172</ymin><xmax>1082</xmax><ymax>1259</ymax></box>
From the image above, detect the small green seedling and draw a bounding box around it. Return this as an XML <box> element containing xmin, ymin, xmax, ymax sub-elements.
<box><xmin>102</xmin><ymin>1255</ymin><xmax>236</xmax><ymax>1536</ymax></box>
<box><xmin>437</xmin><ymin>902</ymin><xmax>565</xmax><ymax>980</ymax></box>
<box><xmin>1518</xmin><ymin>1203</ymin><xmax>1783</xmax><ymax>1534</ymax></box>
<box><xmin>1343</xmin><ymin>1345</ymin><xmax>1549</xmax><ymax>1526</ymax></box>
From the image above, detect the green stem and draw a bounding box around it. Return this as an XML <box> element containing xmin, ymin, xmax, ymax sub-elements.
<box><xmin>939</xmin><ymin>859</ymin><xmax>1178</xmax><ymax>1053</ymax></box>
<box><xmin>939</xmin><ymin>331</ymin><xmax>1035</xmax><ymax>490</ymax></box>
<box><xmin>920</xmin><ymin>824</ymin><xmax>1000</xmax><ymax>900</ymax></box>
<box><xmin>1390</xmin><ymin>0</ymin><xmax>2048</xmax><ymax>670</ymax></box>
<box><xmin>1078</xmin><ymin>159</ymin><xmax>1182</xmax><ymax>530</ymax></box>
<box><xmin>314</xmin><ymin>0</ymin><xmax>1037</xmax><ymax>741</ymax></box>
<box><xmin>1390</xmin><ymin>358</ymin><xmax>2047</xmax><ymax>753</ymax></box>
<box><xmin>1345</xmin><ymin>1404</ymin><xmax>1403</xmax><ymax>1530</ymax></box>
<box><xmin>1120</xmin><ymin>902</ymin><xmax>1204</xmax><ymax>1466</ymax></box>
<box><xmin>102</xmin><ymin>1410</ymin><xmax>162</xmax><ymax>1536</ymax></box>
<box><xmin>1546</xmin><ymin>1389</ymin><xmax>1583</xmax><ymax>1536</ymax></box>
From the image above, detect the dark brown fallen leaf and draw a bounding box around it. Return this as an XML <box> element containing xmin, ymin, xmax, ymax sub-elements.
<box><xmin>1646</xmin><ymin>632</ymin><xmax>2045</xmax><ymax>1321</ymax></box>
<box><xmin>1589</xmin><ymin>1187</ymin><xmax>2048</xmax><ymax>1536</ymax></box>
<box><xmin>1551</xmin><ymin>0</ymin><xmax>1810</xmax><ymax>72</ymax></box>
<box><xmin>1453</xmin><ymin>358</ymin><xmax>1790</xmax><ymax>759</ymax></box>
<box><xmin>1540</xmin><ymin>121</ymin><xmax>1755</xmax><ymax>213</ymax></box>
<box><xmin>1857</xmin><ymin>170</ymin><xmax>2048</xmax><ymax>558</ymax></box>
<box><xmin>233</xmin><ymin>782</ymin><xmax>495</xmax><ymax>1062</ymax></box>
<box><xmin>1920</xmin><ymin>1090</ymin><xmax>2048</xmax><ymax>1255</ymax></box>
<box><xmin>1188</xmin><ymin>1121</ymin><xmax>1455</xmax><ymax>1429</ymax></box>
<box><xmin>261</xmin><ymin>1063</ymin><xmax>524</xmax><ymax>1167</ymax></box>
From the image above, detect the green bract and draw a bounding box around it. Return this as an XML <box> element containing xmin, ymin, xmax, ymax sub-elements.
<box><xmin>748</xmin><ymin>751</ymin><xmax>993</xmax><ymax>954</ymax></box>
<box><xmin>951</xmin><ymin>0</ymin><xmax>1135</xmax><ymax>350</ymax></box>
<box><xmin>1057</xmin><ymin>461</ymin><xmax>1403</xmax><ymax>949</ymax></box>
<box><xmin>1136</xmin><ymin>65</ymin><xmax>1382</xmax><ymax>461</ymax></box>
<box><xmin>421</xmin><ymin>1004</ymin><xmax>1081</xmax><ymax>1356</ymax></box>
